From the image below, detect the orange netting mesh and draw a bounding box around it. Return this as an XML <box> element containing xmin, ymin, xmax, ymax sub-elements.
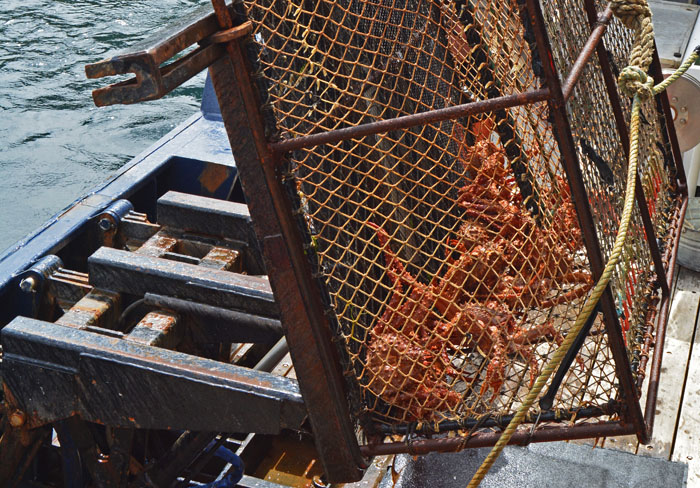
<box><xmin>239</xmin><ymin>0</ymin><xmax>680</xmax><ymax>430</ymax></box>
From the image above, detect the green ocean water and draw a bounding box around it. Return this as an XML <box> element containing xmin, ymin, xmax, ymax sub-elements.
<box><xmin>0</xmin><ymin>0</ymin><xmax>209</xmax><ymax>251</ymax></box>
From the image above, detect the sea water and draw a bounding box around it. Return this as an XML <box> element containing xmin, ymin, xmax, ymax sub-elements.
<box><xmin>0</xmin><ymin>0</ymin><xmax>209</xmax><ymax>251</ymax></box>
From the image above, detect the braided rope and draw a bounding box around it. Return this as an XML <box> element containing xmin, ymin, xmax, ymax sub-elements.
<box><xmin>466</xmin><ymin>1</ymin><xmax>698</xmax><ymax>485</ymax></box>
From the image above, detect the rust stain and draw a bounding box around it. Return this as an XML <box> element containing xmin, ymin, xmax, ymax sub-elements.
<box><xmin>139</xmin><ymin>311</ymin><xmax>178</xmax><ymax>332</ymax></box>
<box><xmin>200</xmin><ymin>247</ymin><xmax>240</xmax><ymax>271</ymax></box>
<box><xmin>198</xmin><ymin>164</ymin><xmax>229</xmax><ymax>194</ymax></box>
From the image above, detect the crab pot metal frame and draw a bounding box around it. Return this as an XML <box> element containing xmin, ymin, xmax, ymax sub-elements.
<box><xmin>82</xmin><ymin>0</ymin><xmax>685</xmax><ymax>483</ymax></box>
<box><xmin>213</xmin><ymin>0</ymin><xmax>684</xmax><ymax>479</ymax></box>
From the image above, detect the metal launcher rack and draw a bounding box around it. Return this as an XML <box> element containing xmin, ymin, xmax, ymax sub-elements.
<box><xmin>79</xmin><ymin>0</ymin><xmax>684</xmax><ymax>483</ymax></box>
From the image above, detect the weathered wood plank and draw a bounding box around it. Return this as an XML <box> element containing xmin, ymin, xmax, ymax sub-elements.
<box><xmin>671</xmin><ymin>287</ymin><xmax>700</xmax><ymax>486</ymax></box>
<box><xmin>675</xmin><ymin>266</ymin><xmax>700</xmax><ymax>293</ymax></box>
<box><xmin>639</xmin><ymin>267</ymin><xmax>700</xmax><ymax>458</ymax></box>
<box><xmin>270</xmin><ymin>352</ymin><xmax>294</xmax><ymax>378</ymax></box>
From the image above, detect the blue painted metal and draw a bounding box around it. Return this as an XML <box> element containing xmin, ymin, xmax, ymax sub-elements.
<box><xmin>201</xmin><ymin>73</ymin><xmax>223</xmax><ymax>122</ymax></box>
<box><xmin>193</xmin><ymin>442</ymin><xmax>245</xmax><ymax>488</ymax></box>
<box><xmin>97</xmin><ymin>199</ymin><xmax>134</xmax><ymax>230</ymax></box>
<box><xmin>0</xmin><ymin>74</ymin><xmax>232</xmax><ymax>326</ymax></box>
<box><xmin>15</xmin><ymin>255</ymin><xmax>63</xmax><ymax>320</ymax></box>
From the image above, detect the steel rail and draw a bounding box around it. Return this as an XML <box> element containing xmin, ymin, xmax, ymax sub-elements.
<box><xmin>269</xmin><ymin>89</ymin><xmax>551</xmax><ymax>153</ymax></box>
<box><xmin>360</xmin><ymin>421</ymin><xmax>636</xmax><ymax>456</ymax></box>
<box><xmin>644</xmin><ymin>195</ymin><xmax>687</xmax><ymax>437</ymax></box>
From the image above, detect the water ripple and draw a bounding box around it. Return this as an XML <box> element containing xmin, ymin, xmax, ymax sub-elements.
<box><xmin>0</xmin><ymin>0</ymin><xmax>208</xmax><ymax>251</ymax></box>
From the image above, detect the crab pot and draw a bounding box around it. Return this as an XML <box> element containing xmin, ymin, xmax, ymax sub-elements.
<box><xmin>210</xmin><ymin>0</ymin><xmax>685</xmax><ymax>481</ymax></box>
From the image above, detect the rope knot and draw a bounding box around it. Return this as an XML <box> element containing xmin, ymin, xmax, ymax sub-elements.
<box><xmin>618</xmin><ymin>65</ymin><xmax>653</xmax><ymax>98</ymax></box>
<box><xmin>610</xmin><ymin>0</ymin><xmax>652</xmax><ymax>30</ymax></box>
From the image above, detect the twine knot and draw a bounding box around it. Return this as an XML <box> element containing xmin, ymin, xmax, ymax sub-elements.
<box><xmin>618</xmin><ymin>65</ymin><xmax>653</xmax><ymax>99</ymax></box>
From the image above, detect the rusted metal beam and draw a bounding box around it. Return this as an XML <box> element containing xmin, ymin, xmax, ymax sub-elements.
<box><xmin>523</xmin><ymin>0</ymin><xmax>648</xmax><ymax>442</ymax></box>
<box><xmin>1</xmin><ymin>317</ymin><xmax>307</xmax><ymax>433</ymax></box>
<box><xmin>208</xmin><ymin>0</ymin><xmax>367</xmax><ymax>481</ymax></box>
<box><xmin>156</xmin><ymin>190</ymin><xmax>265</xmax><ymax>274</ymax></box>
<box><xmin>48</xmin><ymin>269</ymin><xmax>92</xmax><ymax>310</ymax></box>
<box><xmin>644</xmin><ymin>196</ymin><xmax>687</xmax><ymax>437</ymax></box>
<box><xmin>125</xmin><ymin>310</ymin><xmax>182</xmax><ymax>348</ymax></box>
<box><xmin>361</xmin><ymin>421</ymin><xmax>636</xmax><ymax>456</ymax></box>
<box><xmin>269</xmin><ymin>88</ymin><xmax>550</xmax><ymax>154</ymax></box>
<box><xmin>157</xmin><ymin>191</ymin><xmax>252</xmax><ymax>239</ymax></box>
<box><xmin>55</xmin><ymin>289</ymin><xmax>121</xmax><ymax>330</ymax></box>
<box><xmin>87</xmin><ymin>247</ymin><xmax>277</xmax><ymax>317</ymax></box>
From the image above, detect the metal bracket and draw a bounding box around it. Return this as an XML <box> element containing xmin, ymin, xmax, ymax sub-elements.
<box><xmin>1</xmin><ymin>317</ymin><xmax>306</xmax><ymax>433</ymax></box>
<box><xmin>85</xmin><ymin>1</ymin><xmax>251</xmax><ymax>106</ymax></box>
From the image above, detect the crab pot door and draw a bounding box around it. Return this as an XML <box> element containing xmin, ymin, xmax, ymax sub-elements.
<box><xmin>214</xmin><ymin>0</ymin><xmax>684</xmax><ymax>478</ymax></box>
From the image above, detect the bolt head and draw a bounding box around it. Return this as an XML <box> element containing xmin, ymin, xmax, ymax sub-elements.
<box><xmin>312</xmin><ymin>477</ymin><xmax>328</xmax><ymax>488</ymax></box>
<box><xmin>19</xmin><ymin>276</ymin><xmax>37</xmax><ymax>293</ymax></box>
<box><xmin>98</xmin><ymin>218</ymin><xmax>114</xmax><ymax>231</ymax></box>
<box><xmin>680</xmin><ymin>118</ymin><xmax>688</xmax><ymax>125</ymax></box>
<box><xmin>9</xmin><ymin>410</ymin><xmax>26</xmax><ymax>428</ymax></box>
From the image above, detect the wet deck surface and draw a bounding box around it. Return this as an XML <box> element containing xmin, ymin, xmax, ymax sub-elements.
<box><xmin>570</xmin><ymin>265</ymin><xmax>700</xmax><ymax>487</ymax></box>
<box><xmin>381</xmin><ymin>442</ymin><xmax>687</xmax><ymax>487</ymax></box>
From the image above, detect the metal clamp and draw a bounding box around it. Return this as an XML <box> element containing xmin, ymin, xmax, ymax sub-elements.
<box><xmin>85</xmin><ymin>2</ymin><xmax>251</xmax><ymax>107</ymax></box>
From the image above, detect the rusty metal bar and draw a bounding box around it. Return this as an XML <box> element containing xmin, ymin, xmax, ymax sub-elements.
<box><xmin>562</xmin><ymin>6</ymin><xmax>614</xmax><ymax>101</ymax></box>
<box><xmin>633</xmin><ymin>166</ymin><xmax>671</xmax><ymax>296</ymax></box>
<box><xmin>208</xmin><ymin>0</ymin><xmax>366</xmax><ymax>481</ymax></box>
<box><xmin>87</xmin><ymin>44</ymin><xmax>223</xmax><ymax>106</ymax></box>
<box><xmin>645</xmin><ymin>196</ymin><xmax>687</xmax><ymax>436</ymax></box>
<box><xmin>523</xmin><ymin>0</ymin><xmax>649</xmax><ymax>442</ymax></box>
<box><xmin>582</xmin><ymin>1</ymin><xmax>669</xmax><ymax>298</ymax></box>
<box><xmin>374</xmin><ymin>401</ymin><xmax>613</xmax><ymax>436</ymax></box>
<box><xmin>360</xmin><ymin>421</ymin><xmax>636</xmax><ymax>456</ymax></box>
<box><xmin>125</xmin><ymin>310</ymin><xmax>182</xmax><ymax>348</ymax></box>
<box><xmin>269</xmin><ymin>89</ymin><xmax>550</xmax><ymax>154</ymax></box>
<box><xmin>636</xmin><ymin>292</ymin><xmax>660</xmax><ymax>392</ymax></box>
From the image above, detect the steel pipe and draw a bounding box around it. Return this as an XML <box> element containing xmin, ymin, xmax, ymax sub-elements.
<box><xmin>562</xmin><ymin>7</ymin><xmax>614</xmax><ymax>101</ymax></box>
<box><xmin>269</xmin><ymin>89</ymin><xmax>551</xmax><ymax>153</ymax></box>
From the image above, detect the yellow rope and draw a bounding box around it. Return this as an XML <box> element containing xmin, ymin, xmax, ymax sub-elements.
<box><xmin>466</xmin><ymin>1</ymin><xmax>699</xmax><ymax>485</ymax></box>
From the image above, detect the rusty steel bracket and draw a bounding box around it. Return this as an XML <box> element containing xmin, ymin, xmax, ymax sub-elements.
<box><xmin>1</xmin><ymin>316</ymin><xmax>307</xmax><ymax>433</ymax></box>
<box><xmin>85</xmin><ymin>2</ymin><xmax>251</xmax><ymax>107</ymax></box>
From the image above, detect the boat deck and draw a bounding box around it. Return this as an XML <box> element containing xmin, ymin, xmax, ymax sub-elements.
<box><xmin>575</xmin><ymin>264</ymin><xmax>700</xmax><ymax>486</ymax></box>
